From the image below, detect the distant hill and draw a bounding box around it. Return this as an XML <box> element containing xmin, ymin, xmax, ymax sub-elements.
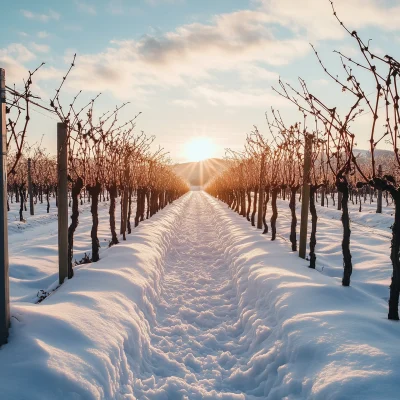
<box><xmin>353</xmin><ymin>148</ymin><xmax>392</xmax><ymax>157</ymax></box>
<box><xmin>173</xmin><ymin>158</ymin><xmax>229</xmax><ymax>187</ymax></box>
<box><xmin>173</xmin><ymin>149</ymin><xmax>394</xmax><ymax>187</ymax></box>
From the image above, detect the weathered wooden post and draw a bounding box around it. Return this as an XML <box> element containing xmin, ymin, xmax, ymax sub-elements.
<box><xmin>257</xmin><ymin>152</ymin><xmax>266</xmax><ymax>229</ymax></box>
<box><xmin>121</xmin><ymin>166</ymin><xmax>129</xmax><ymax>238</ymax></box>
<box><xmin>299</xmin><ymin>134</ymin><xmax>312</xmax><ymax>259</ymax></box>
<box><xmin>27</xmin><ymin>158</ymin><xmax>34</xmax><ymax>215</ymax></box>
<box><xmin>321</xmin><ymin>141</ymin><xmax>325</xmax><ymax>207</ymax></box>
<box><xmin>57</xmin><ymin>123</ymin><xmax>68</xmax><ymax>284</ymax></box>
<box><xmin>376</xmin><ymin>164</ymin><xmax>382</xmax><ymax>214</ymax></box>
<box><xmin>0</xmin><ymin>68</ymin><xmax>10</xmax><ymax>345</ymax></box>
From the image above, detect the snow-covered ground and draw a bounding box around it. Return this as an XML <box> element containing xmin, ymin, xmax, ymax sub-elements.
<box><xmin>8</xmin><ymin>196</ymin><xmax>127</xmax><ymax>303</ymax></box>
<box><xmin>0</xmin><ymin>191</ymin><xmax>399</xmax><ymax>399</ymax></box>
<box><xmin>273</xmin><ymin>193</ymin><xmax>394</xmax><ymax>305</ymax></box>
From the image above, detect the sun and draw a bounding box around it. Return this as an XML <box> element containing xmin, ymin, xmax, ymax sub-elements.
<box><xmin>184</xmin><ymin>137</ymin><xmax>215</xmax><ymax>162</ymax></box>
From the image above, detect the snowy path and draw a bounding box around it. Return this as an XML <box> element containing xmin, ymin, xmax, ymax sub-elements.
<box><xmin>134</xmin><ymin>193</ymin><xmax>253</xmax><ymax>399</ymax></box>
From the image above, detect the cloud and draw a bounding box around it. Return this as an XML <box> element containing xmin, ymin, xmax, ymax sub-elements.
<box><xmin>145</xmin><ymin>0</ymin><xmax>184</xmax><ymax>6</ymax></box>
<box><xmin>239</xmin><ymin>65</ymin><xmax>279</xmax><ymax>82</ymax></box>
<box><xmin>0</xmin><ymin>43</ymin><xmax>36</xmax><ymax>63</ymax></box>
<box><xmin>37</xmin><ymin>31</ymin><xmax>49</xmax><ymax>39</ymax></box>
<box><xmin>21</xmin><ymin>9</ymin><xmax>60</xmax><ymax>22</ymax></box>
<box><xmin>75</xmin><ymin>0</ymin><xmax>96</xmax><ymax>15</ymax></box>
<box><xmin>193</xmin><ymin>85</ymin><xmax>287</xmax><ymax>108</ymax></box>
<box><xmin>107</xmin><ymin>0</ymin><xmax>123</xmax><ymax>14</ymax></box>
<box><xmin>63</xmin><ymin>9</ymin><xmax>309</xmax><ymax>98</ymax></box>
<box><xmin>0</xmin><ymin>43</ymin><xmax>61</xmax><ymax>85</ymax></box>
<box><xmin>30</xmin><ymin>42</ymin><xmax>50</xmax><ymax>53</ymax></box>
<box><xmin>0</xmin><ymin>57</ymin><xmax>28</xmax><ymax>82</ymax></box>
<box><xmin>0</xmin><ymin>44</ymin><xmax>38</xmax><ymax>82</ymax></box>
<box><xmin>312</xmin><ymin>78</ymin><xmax>329</xmax><ymax>86</ymax></box>
<box><xmin>258</xmin><ymin>0</ymin><xmax>400</xmax><ymax>40</ymax></box>
<box><xmin>172</xmin><ymin>99</ymin><xmax>197</xmax><ymax>108</ymax></box>
<box><xmin>64</xmin><ymin>25</ymin><xmax>82</xmax><ymax>32</ymax></box>
<box><xmin>106</xmin><ymin>0</ymin><xmax>142</xmax><ymax>15</ymax></box>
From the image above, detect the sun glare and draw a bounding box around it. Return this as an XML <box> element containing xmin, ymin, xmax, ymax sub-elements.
<box><xmin>184</xmin><ymin>137</ymin><xmax>215</xmax><ymax>162</ymax></box>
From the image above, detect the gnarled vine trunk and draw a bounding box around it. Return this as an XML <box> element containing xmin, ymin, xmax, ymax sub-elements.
<box><xmin>289</xmin><ymin>187</ymin><xmax>298</xmax><ymax>252</ymax></box>
<box><xmin>19</xmin><ymin>185</ymin><xmax>25</xmax><ymax>222</ymax></box>
<box><xmin>108</xmin><ymin>184</ymin><xmax>119</xmax><ymax>246</ymax></box>
<box><xmin>251</xmin><ymin>188</ymin><xmax>258</xmax><ymax>227</ymax></box>
<box><xmin>68</xmin><ymin>177</ymin><xmax>84</xmax><ymax>278</ymax></box>
<box><xmin>146</xmin><ymin>190</ymin><xmax>151</xmax><ymax>219</ymax></box>
<box><xmin>246</xmin><ymin>190</ymin><xmax>251</xmax><ymax>221</ymax></box>
<box><xmin>46</xmin><ymin>187</ymin><xmax>50</xmax><ymax>213</ymax></box>
<box><xmin>338</xmin><ymin>176</ymin><xmax>352</xmax><ymax>286</ymax></box>
<box><xmin>262</xmin><ymin>190</ymin><xmax>270</xmax><ymax>234</ymax></box>
<box><xmin>87</xmin><ymin>181</ymin><xmax>102</xmax><ymax>262</ymax></box>
<box><xmin>309</xmin><ymin>186</ymin><xmax>318</xmax><ymax>269</ymax></box>
<box><xmin>135</xmin><ymin>188</ymin><xmax>142</xmax><ymax>227</ymax></box>
<box><xmin>270</xmin><ymin>187</ymin><xmax>278</xmax><ymax>241</ymax></box>
<box><xmin>127</xmin><ymin>188</ymin><xmax>133</xmax><ymax>234</ymax></box>
<box><xmin>389</xmin><ymin>192</ymin><xmax>400</xmax><ymax>320</ymax></box>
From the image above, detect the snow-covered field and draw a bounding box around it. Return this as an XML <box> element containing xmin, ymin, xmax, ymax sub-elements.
<box><xmin>274</xmin><ymin>194</ymin><xmax>393</xmax><ymax>305</ymax></box>
<box><xmin>8</xmin><ymin>197</ymin><xmax>126</xmax><ymax>303</ymax></box>
<box><xmin>0</xmin><ymin>191</ymin><xmax>399</xmax><ymax>399</ymax></box>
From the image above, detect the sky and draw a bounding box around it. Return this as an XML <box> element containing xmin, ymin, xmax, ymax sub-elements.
<box><xmin>2</xmin><ymin>0</ymin><xmax>400</xmax><ymax>162</ymax></box>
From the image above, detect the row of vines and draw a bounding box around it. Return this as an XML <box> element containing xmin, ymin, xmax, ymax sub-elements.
<box><xmin>4</xmin><ymin>56</ymin><xmax>189</xmax><ymax>284</ymax></box>
<box><xmin>206</xmin><ymin>2</ymin><xmax>400</xmax><ymax>320</ymax></box>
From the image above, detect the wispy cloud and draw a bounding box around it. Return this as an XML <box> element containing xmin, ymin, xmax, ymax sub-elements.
<box><xmin>75</xmin><ymin>0</ymin><xmax>96</xmax><ymax>15</ymax></box>
<box><xmin>21</xmin><ymin>9</ymin><xmax>60</xmax><ymax>22</ymax></box>
<box><xmin>312</xmin><ymin>78</ymin><xmax>329</xmax><ymax>86</ymax></box>
<box><xmin>145</xmin><ymin>0</ymin><xmax>184</xmax><ymax>6</ymax></box>
<box><xmin>19</xmin><ymin>0</ymin><xmax>400</xmax><ymax>109</ymax></box>
<box><xmin>0</xmin><ymin>43</ymin><xmax>36</xmax><ymax>63</ymax></box>
<box><xmin>193</xmin><ymin>85</ymin><xmax>286</xmax><ymax>107</ymax></box>
<box><xmin>0</xmin><ymin>43</ymin><xmax>36</xmax><ymax>81</ymax></box>
<box><xmin>30</xmin><ymin>42</ymin><xmax>50</xmax><ymax>53</ymax></box>
<box><xmin>106</xmin><ymin>0</ymin><xmax>142</xmax><ymax>15</ymax></box>
<box><xmin>37</xmin><ymin>31</ymin><xmax>50</xmax><ymax>39</ymax></box>
<box><xmin>258</xmin><ymin>0</ymin><xmax>400</xmax><ymax>40</ymax></box>
<box><xmin>107</xmin><ymin>0</ymin><xmax>123</xmax><ymax>15</ymax></box>
<box><xmin>64</xmin><ymin>25</ymin><xmax>82</xmax><ymax>32</ymax></box>
<box><xmin>173</xmin><ymin>99</ymin><xmax>197</xmax><ymax>108</ymax></box>
<box><xmin>63</xmin><ymin>9</ymin><xmax>309</xmax><ymax>98</ymax></box>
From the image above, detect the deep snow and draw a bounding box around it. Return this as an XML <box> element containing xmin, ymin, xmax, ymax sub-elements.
<box><xmin>8</xmin><ymin>196</ymin><xmax>126</xmax><ymax>303</ymax></box>
<box><xmin>1</xmin><ymin>191</ymin><xmax>399</xmax><ymax>399</ymax></box>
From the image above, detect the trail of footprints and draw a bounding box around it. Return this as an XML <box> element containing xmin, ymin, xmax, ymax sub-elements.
<box><xmin>134</xmin><ymin>194</ymin><xmax>257</xmax><ymax>398</ymax></box>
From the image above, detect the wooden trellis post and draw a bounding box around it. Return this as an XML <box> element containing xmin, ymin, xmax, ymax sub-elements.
<box><xmin>376</xmin><ymin>164</ymin><xmax>382</xmax><ymax>214</ymax></box>
<box><xmin>0</xmin><ymin>68</ymin><xmax>10</xmax><ymax>345</ymax></box>
<box><xmin>28</xmin><ymin>158</ymin><xmax>34</xmax><ymax>215</ymax></box>
<box><xmin>57</xmin><ymin>123</ymin><xmax>68</xmax><ymax>284</ymax></box>
<box><xmin>299</xmin><ymin>134</ymin><xmax>312</xmax><ymax>259</ymax></box>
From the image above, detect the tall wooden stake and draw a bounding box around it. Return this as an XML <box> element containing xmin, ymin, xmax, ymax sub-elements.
<box><xmin>28</xmin><ymin>158</ymin><xmax>34</xmax><ymax>215</ymax></box>
<box><xmin>0</xmin><ymin>68</ymin><xmax>10</xmax><ymax>345</ymax></box>
<box><xmin>57</xmin><ymin>123</ymin><xmax>68</xmax><ymax>284</ymax></box>
<box><xmin>257</xmin><ymin>153</ymin><xmax>266</xmax><ymax>229</ymax></box>
<box><xmin>299</xmin><ymin>134</ymin><xmax>312</xmax><ymax>259</ymax></box>
<box><xmin>121</xmin><ymin>166</ymin><xmax>129</xmax><ymax>238</ymax></box>
<box><xmin>376</xmin><ymin>164</ymin><xmax>382</xmax><ymax>214</ymax></box>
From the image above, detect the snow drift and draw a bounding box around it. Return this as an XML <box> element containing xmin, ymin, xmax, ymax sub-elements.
<box><xmin>0</xmin><ymin>195</ymin><xmax>190</xmax><ymax>399</ymax></box>
<box><xmin>0</xmin><ymin>191</ymin><xmax>399</xmax><ymax>399</ymax></box>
